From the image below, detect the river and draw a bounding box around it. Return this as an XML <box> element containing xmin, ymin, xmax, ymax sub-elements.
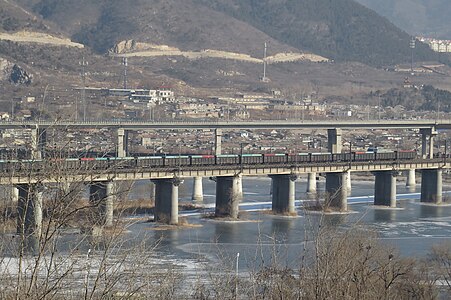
<box><xmin>124</xmin><ymin>176</ymin><xmax>451</xmax><ymax>270</ymax></box>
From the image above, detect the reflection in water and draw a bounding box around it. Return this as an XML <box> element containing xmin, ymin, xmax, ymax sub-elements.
<box><xmin>420</xmin><ymin>204</ymin><xmax>444</xmax><ymax>219</ymax></box>
<box><xmin>270</xmin><ymin>217</ymin><xmax>294</xmax><ymax>238</ymax></box>
<box><xmin>214</xmin><ymin>222</ymin><xmax>239</xmax><ymax>244</ymax></box>
<box><xmin>158</xmin><ymin>228</ymin><xmax>180</xmax><ymax>249</ymax></box>
<box><xmin>374</xmin><ymin>209</ymin><xmax>397</xmax><ymax>222</ymax></box>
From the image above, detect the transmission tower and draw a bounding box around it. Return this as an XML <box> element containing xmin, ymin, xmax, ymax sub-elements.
<box><xmin>410</xmin><ymin>37</ymin><xmax>416</xmax><ymax>75</ymax></box>
<box><xmin>79</xmin><ymin>57</ymin><xmax>88</xmax><ymax>122</ymax></box>
<box><xmin>123</xmin><ymin>57</ymin><xmax>128</xmax><ymax>89</ymax></box>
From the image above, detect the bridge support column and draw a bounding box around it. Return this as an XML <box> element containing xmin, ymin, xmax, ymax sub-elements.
<box><xmin>214</xmin><ymin>128</ymin><xmax>222</xmax><ymax>155</ymax></box>
<box><xmin>421</xmin><ymin>169</ymin><xmax>442</xmax><ymax>204</ymax></box>
<box><xmin>192</xmin><ymin>177</ymin><xmax>203</xmax><ymax>202</ymax></box>
<box><xmin>149</xmin><ymin>181</ymin><xmax>156</xmax><ymax>201</ymax></box>
<box><xmin>11</xmin><ymin>186</ymin><xmax>19</xmax><ymax>203</ymax></box>
<box><xmin>327</xmin><ymin>128</ymin><xmax>342</xmax><ymax>153</ymax></box>
<box><xmin>420</xmin><ymin>128</ymin><xmax>437</xmax><ymax>159</ymax></box>
<box><xmin>117</xmin><ymin>128</ymin><xmax>129</xmax><ymax>158</ymax></box>
<box><xmin>346</xmin><ymin>170</ymin><xmax>352</xmax><ymax>195</ymax></box>
<box><xmin>31</xmin><ymin>127</ymin><xmax>47</xmax><ymax>159</ymax></box>
<box><xmin>325</xmin><ymin>172</ymin><xmax>347</xmax><ymax>211</ymax></box>
<box><xmin>307</xmin><ymin>173</ymin><xmax>317</xmax><ymax>194</ymax></box>
<box><xmin>237</xmin><ymin>173</ymin><xmax>243</xmax><ymax>199</ymax></box>
<box><xmin>215</xmin><ymin>175</ymin><xmax>241</xmax><ymax>219</ymax></box>
<box><xmin>406</xmin><ymin>169</ymin><xmax>416</xmax><ymax>192</ymax></box>
<box><xmin>17</xmin><ymin>184</ymin><xmax>43</xmax><ymax>252</ymax></box>
<box><xmin>153</xmin><ymin>178</ymin><xmax>182</xmax><ymax>224</ymax></box>
<box><xmin>89</xmin><ymin>182</ymin><xmax>115</xmax><ymax>227</ymax></box>
<box><xmin>270</xmin><ymin>174</ymin><xmax>297</xmax><ymax>215</ymax></box>
<box><xmin>374</xmin><ymin>171</ymin><xmax>397</xmax><ymax>207</ymax></box>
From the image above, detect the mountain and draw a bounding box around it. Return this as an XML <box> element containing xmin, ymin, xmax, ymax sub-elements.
<box><xmin>355</xmin><ymin>0</ymin><xmax>451</xmax><ymax>39</ymax></box>
<box><xmin>1</xmin><ymin>0</ymin><xmax>450</xmax><ymax>115</ymax></box>
<box><xmin>195</xmin><ymin>0</ymin><xmax>440</xmax><ymax>66</ymax></box>
<box><xmin>15</xmin><ymin>0</ymin><xmax>442</xmax><ymax>67</ymax></box>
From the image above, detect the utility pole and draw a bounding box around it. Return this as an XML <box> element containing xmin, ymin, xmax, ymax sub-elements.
<box><xmin>80</xmin><ymin>57</ymin><xmax>88</xmax><ymax>122</ymax></box>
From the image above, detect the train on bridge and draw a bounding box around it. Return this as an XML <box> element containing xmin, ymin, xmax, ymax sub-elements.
<box><xmin>0</xmin><ymin>150</ymin><xmax>417</xmax><ymax>173</ymax></box>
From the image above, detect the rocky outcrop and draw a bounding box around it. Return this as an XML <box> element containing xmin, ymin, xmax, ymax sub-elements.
<box><xmin>9</xmin><ymin>64</ymin><xmax>32</xmax><ymax>85</ymax></box>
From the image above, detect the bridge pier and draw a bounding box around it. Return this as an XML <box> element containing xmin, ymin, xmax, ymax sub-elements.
<box><xmin>420</xmin><ymin>128</ymin><xmax>437</xmax><ymax>159</ymax></box>
<box><xmin>117</xmin><ymin>128</ymin><xmax>129</xmax><ymax>158</ymax></box>
<box><xmin>17</xmin><ymin>184</ymin><xmax>43</xmax><ymax>252</ymax></box>
<box><xmin>406</xmin><ymin>169</ymin><xmax>416</xmax><ymax>192</ymax></box>
<box><xmin>89</xmin><ymin>182</ymin><xmax>115</xmax><ymax>227</ymax></box>
<box><xmin>153</xmin><ymin>178</ymin><xmax>182</xmax><ymax>225</ymax></box>
<box><xmin>346</xmin><ymin>170</ymin><xmax>352</xmax><ymax>195</ymax></box>
<box><xmin>327</xmin><ymin>128</ymin><xmax>342</xmax><ymax>153</ymax></box>
<box><xmin>215</xmin><ymin>175</ymin><xmax>241</xmax><ymax>219</ymax></box>
<box><xmin>325</xmin><ymin>172</ymin><xmax>348</xmax><ymax>211</ymax></box>
<box><xmin>421</xmin><ymin>169</ymin><xmax>442</xmax><ymax>204</ymax></box>
<box><xmin>31</xmin><ymin>126</ymin><xmax>47</xmax><ymax>159</ymax></box>
<box><xmin>214</xmin><ymin>128</ymin><xmax>222</xmax><ymax>155</ymax></box>
<box><xmin>237</xmin><ymin>173</ymin><xmax>243</xmax><ymax>199</ymax></box>
<box><xmin>270</xmin><ymin>174</ymin><xmax>297</xmax><ymax>215</ymax></box>
<box><xmin>373</xmin><ymin>171</ymin><xmax>397</xmax><ymax>207</ymax></box>
<box><xmin>149</xmin><ymin>181</ymin><xmax>156</xmax><ymax>201</ymax></box>
<box><xmin>11</xmin><ymin>186</ymin><xmax>19</xmax><ymax>203</ymax></box>
<box><xmin>306</xmin><ymin>173</ymin><xmax>317</xmax><ymax>194</ymax></box>
<box><xmin>192</xmin><ymin>177</ymin><xmax>203</xmax><ymax>202</ymax></box>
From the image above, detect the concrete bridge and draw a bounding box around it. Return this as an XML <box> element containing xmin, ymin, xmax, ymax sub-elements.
<box><xmin>0</xmin><ymin>119</ymin><xmax>444</xmax><ymax>158</ymax></box>
<box><xmin>1</xmin><ymin>119</ymin><xmax>449</xmax><ymax>248</ymax></box>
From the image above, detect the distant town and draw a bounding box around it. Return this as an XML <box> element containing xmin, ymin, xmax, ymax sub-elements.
<box><xmin>0</xmin><ymin>81</ymin><xmax>448</xmax><ymax>158</ymax></box>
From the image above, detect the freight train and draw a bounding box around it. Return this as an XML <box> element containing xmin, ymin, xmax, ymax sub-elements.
<box><xmin>0</xmin><ymin>150</ymin><xmax>417</xmax><ymax>174</ymax></box>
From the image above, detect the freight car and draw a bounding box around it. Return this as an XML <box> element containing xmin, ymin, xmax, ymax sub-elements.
<box><xmin>0</xmin><ymin>150</ymin><xmax>418</xmax><ymax>174</ymax></box>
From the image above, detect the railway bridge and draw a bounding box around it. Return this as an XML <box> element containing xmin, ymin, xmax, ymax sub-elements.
<box><xmin>2</xmin><ymin>154</ymin><xmax>449</xmax><ymax>246</ymax></box>
<box><xmin>1</xmin><ymin>119</ymin><xmax>450</xmax><ymax>248</ymax></box>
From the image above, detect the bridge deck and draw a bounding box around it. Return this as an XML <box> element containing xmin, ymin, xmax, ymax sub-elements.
<box><xmin>0</xmin><ymin>119</ymin><xmax>449</xmax><ymax>130</ymax></box>
<box><xmin>1</xmin><ymin>159</ymin><xmax>447</xmax><ymax>184</ymax></box>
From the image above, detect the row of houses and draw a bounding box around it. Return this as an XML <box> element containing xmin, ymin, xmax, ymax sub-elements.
<box><xmin>75</xmin><ymin>87</ymin><xmax>176</xmax><ymax>103</ymax></box>
<box><xmin>418</xmin><ymin>37</ymin><xmax>451</xmax><ymax>53</ymax></box>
